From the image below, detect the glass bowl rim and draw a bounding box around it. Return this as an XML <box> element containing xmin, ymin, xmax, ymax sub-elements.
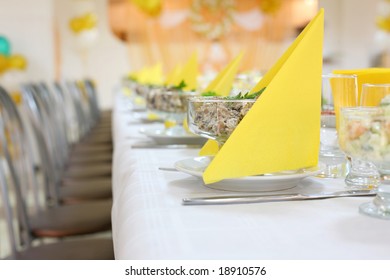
<box><xmin>149</xmin><ymin>87</ymin><xmax>197</xmax><ymax>96</ymax></box>
<box><xmin>188</xmin><ymin>96</ymin><xmax>257</xmax><ymax>103</ymax></box>
<box><xmin>340</xmin><ymin>106</ymin><xmax>390</xmax><ymax>118</ymax></box>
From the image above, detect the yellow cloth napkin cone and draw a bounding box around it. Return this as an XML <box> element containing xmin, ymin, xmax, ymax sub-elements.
<box><xmin>165</xmin><ymin>64</ymin><xmax>182</xmax><ymax>86</ymax></box>
<box><xmin>129</xmin><ymin>63</ymin><xmax>164</xmax><ymax>85</ymax></box>
<box><xmin>333</xmin><ymin>68</ymin><xmax>390</xmax><ymax>104</ymax></box>
<box><xmin>199</xmin><ymin>52</ymin><xmax>245</xmax><ymax>156</ymax></box>
<box><xmin>172</xmin><ymin>52</ymin><xmax>198</xmax><ymax>91</ymax></box>
<box><xmin>203</xmin><ymin>9</ymin><xmax>324</xmax><ymax>184</ymax></box>
<box><xmin>203</xmin><ymin>52</ymin><xmax>244</xmax><ymax>97</ymax></box>
<box><xmin>199</xmin><ymin>140</ymin><xmax>219</xmax><ymax>156</ymax></box>
<box><xmin>147</xmin><ymin>63</ymin><xmax>164</xmax><ymax>85</ymax></box>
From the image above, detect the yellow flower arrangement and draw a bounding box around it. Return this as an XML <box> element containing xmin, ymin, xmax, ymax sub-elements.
<box><xmin>0</xmin><ymin>53</ymin><xmax>27</xmax><ymax>74</ymax></box>
<box><xmin>189</xmin><ymin>0</ymin><xmax>235</xmax><ymax>40</ymax></box>
<box><xmin>0</xmin><ymin>54</ymin><xmax>7</xmax><ymax>74</ymax></box>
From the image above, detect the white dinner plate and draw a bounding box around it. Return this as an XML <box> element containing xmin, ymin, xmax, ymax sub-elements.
<box><xmin>132</xmin><ymin>112</ymin><xmax>163</xmax><ymax>123</ymax></box>
<box><xmin>141</xmin><ymin>127</ymin><xmax>208</xmax><ymax>145</ymax></box>
<box><xmin>174</xmin><ymin>156</ymin><xmax>324</xmax><ymax>192</ymax></box>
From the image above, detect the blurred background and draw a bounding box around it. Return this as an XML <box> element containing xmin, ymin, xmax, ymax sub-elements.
<box><xmin>0</xmin><ymin>0</ymin><xmax>388</xmax><ymax>108</ymax></box>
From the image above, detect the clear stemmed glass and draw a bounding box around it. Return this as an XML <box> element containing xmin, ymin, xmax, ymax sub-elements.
<box><xmin>360</xmin><ymin>83</ymin><xmax>390</xmax><ymax>181</ymax></box>
<box><xmin>339</xmin><ymin>107</ymin><xmax>390</xmax><ymax>219</ymax></box>
<box><xmin>318</xmin><ymin>74</ymin><xmax>357</xmax><ymax>178</ymax></box>
<box><xmin>343</xmin><ymin>83</ymin><xmax>390</xmax><ymax>190</ymax></box>
<box><xmin>187</xmin><ymin>96</ymin><xmax>256</xmax><ymax>148</ymax></box>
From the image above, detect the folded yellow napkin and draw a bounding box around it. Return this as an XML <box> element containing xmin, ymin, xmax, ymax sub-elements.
<box><xmin>165</xmin><ymin>64</ymin><xmax>182</xmax><ymax>86</ymax></box>
<box><xmin>147</xmin><ymin>63</ymin><xmax>164</xmax><ymax>85</ymax></box>
<box><xmin>333</xmin><ymin>68</ymin><xmax>390</xmax><ymax>104</ymax></box>
<box><xmin>129</xmin><ymin>63</ymin><xmax>164</xmax><ymax>85</ymax></box>
<box><xmin>203</xmin><ymin>52</ymin><xmax>244</xmax><ymax>96</ymax></box>
<box><xmin>128</xmin><ymin>68</ymin><xmax>142</xmax><ymax>81</ymax></box>
<box><xmin>203</xmin><ymin>9</ymin><xmax>324</xmax><ymax>184</ymax></box>
<box><xmin>172</xmin><ymin>52</ymin><xmax>198</xmax><ymax>91</ymax></box>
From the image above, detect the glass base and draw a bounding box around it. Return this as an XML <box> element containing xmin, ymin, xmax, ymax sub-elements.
<box><xmin>345</xmin><ymin>172</ymin><xmax>380</xmax><ymax>190</ymax></box>
<box><xmin>316</xmin><ymin>162</ymin><xmax>347</xmax><ymax>178</ymax></box>
<box><xmin>359</xmin><ymin>202</ymin><xmax>390</xmax><ymax>220</ymax></box>
<box><xmin>345</xmin><ymin>159</ymin><xmax>380</xmax><ymax>190</ymax></box>
<box><xmin>378</xmin><ymin>162</ymin><xmax>390</xmax><ymax>183</ymax></box>
<box><xmin>317</xmin><ymin>153</ymin><xmax>347</xmax><ymax>178</ymax></box>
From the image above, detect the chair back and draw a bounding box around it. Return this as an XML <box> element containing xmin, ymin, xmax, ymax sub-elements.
<box><xmin>53</xmin><ymin>82</ymin><xmax>80</xmax><ymax>143</ymax></box>
<box><xmin>20</xmin><ymin>84</ymin><xmax>63</xmax><ymax>204</ymax></box>
<box><xmin>0</xmin><ymin>86</ymin><xmax>38</xmax><ymax>257</ymax></box>
<box><xmin>65</xmin><ymin>80</ymin><xmax>103</xmax><ymax>138</ymax></box>
<box><xmin>83</xmin><ymin>79</ymin><xmax>101</xmax><ymax>123</ymax></box>
<box><xmin>0</xmin><ymin>142</ymin><xmax>21</xmax><ymax>258</ymax></box>
<box><xmin>65</xmin><ymin>81</ymin><xmax>90</xmax><ymax>138</ymax></box>
<box><xmin>0</xmin><ymin>86</ymin><xmax>40</xmax><ymax>206</ymax></box>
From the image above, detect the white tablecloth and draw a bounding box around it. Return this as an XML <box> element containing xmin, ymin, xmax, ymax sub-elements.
<box><xmin>112</xmin><ymin>94</ymin><xmax>390</xmax><ymax>260</ymax></box>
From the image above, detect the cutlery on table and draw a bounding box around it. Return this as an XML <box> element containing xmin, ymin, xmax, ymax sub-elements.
<box><xmin>158</xmin><ymin>167</ymin><xmax>178</xmax><ymax>172</ymax></box>
<box><xmin>182</xmin><ymin>190</ymin><xmax>377</xmax><ymax>206</ymax></box>
<box><xmin>131</xmin><ymin>144</ymin><xmax>202</xmax><ymax>149</ymax></box>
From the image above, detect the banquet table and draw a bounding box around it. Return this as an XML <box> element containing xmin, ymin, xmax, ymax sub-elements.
<box><xmin>111</xmin><ymin>93</ymin><xmax>390</xmax><ymax>260</ymax></box>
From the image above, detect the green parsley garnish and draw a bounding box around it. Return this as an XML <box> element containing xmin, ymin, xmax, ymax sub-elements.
<box><xmin>171</xmin><ymin>80</ymin><xmax>187</xmax><ymax>91</ymax></box>
<box><xmin>225</xmin><ymin>87</ymin><xmax>266</xmax><ymax>100</ymax></box>
<box><xmin>127</xmin><ymin>75</ymin><xmax>138</xmax><ymax>82</ymax></box>
<box><xmin>201</xmin><ymin>91</ymin><xmax>217</xmax><ymax>97</ymax></box>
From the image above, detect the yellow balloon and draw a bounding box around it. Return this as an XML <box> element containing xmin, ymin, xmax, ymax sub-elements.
<box><xmin>69</xmin><ymin>13</ymin><xmax>97</xmax><ymax>33</ymax></box>
<box><xmin>69</xmin><ymin>17</ymin><xmax>84</xmax><ymax>33</ymax></box>
<box><xmin>8</xmin><ymin>54</ymin><xmax>27</xmax><ymax>70</ymax></box>
<box><xmin>131</xmin><ymin>0</ymin><xmax>162</xmax><ymax>17</ymax></box>
<box><xmin>259</xmin><ymin>0</ymin><xmax>282</xmax><ymax>15</ymax></box>
<box><xmin>376</xmin><ymin>16</ymin><xmax>390</xmax><ymax>33</ymax></box>
<box><xmin>83</xmin><ymin>13</ymin><xmax>97</xmax><ymax>30</ymax></box>
<box><xmin>0</xmin><ymin>54</ymin><xmax>8</xmax><ymax>74</ymax></box>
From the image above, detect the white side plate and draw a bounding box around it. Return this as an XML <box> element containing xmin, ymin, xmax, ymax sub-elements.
<box><xmin>141</xmin><ymin>128</ymin><xmax>207</xmax><ymax>145</ymax></box>
<box><xmin>174</xmin><ymin>156</ymin><xmax>324</xmax><ymax>192</ymax></box>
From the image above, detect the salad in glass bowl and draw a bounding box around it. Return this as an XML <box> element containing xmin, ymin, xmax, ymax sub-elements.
<box><xmin>146</xmin><ymin>82</ymin><xmax>197</xmax><ymax>124</ymax></box>
<box><xmin>122</xmin><ymin>79</ymin><xmax>159</xmax><ymax>110</ymax></box>
<box><xmin>187</xmin><ymin>89</ymin><xmax>264</xmax><ymax>146</ymax></box>
<box><xmin>339</xmin><ymin>97</ymin><xmax>390</xmax><ymax>219</ymax></box>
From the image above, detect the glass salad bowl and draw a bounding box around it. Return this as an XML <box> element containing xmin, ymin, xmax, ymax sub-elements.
<box><xmin>187</xmin><ymin>96</ymin><xmax>257</xmax><ymax>147</ymax></box>
<box><xmin>146</xmin><ymin>86</ymin><xmax>197</xmax><ymax>125</ymax></box>
<box><xmin>122</xmin><ymin>80</ymin><xmax>160</xmax><ymax>110</ymax></box>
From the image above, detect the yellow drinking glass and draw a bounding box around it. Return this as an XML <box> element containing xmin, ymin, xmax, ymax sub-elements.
<box><xmin>318</xmin><ymin>74</ymin><xmax>357</xmax><ymax>178</ymax></box>
<box><xmin>328</xmin><ymin>74</ymin><xmax>358</xmax><ymax>130</ymax></box>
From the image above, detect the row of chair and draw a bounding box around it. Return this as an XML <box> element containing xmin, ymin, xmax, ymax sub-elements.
<box><xmin>0</xmin><ymin>80</ymin><xmax>114</xmax><ymax>259</ymax></box>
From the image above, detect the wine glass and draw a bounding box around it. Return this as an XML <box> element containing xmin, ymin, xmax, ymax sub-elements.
<box><xmin>318</xmin><ymin>74</ymin><xmax>357</xmax><ymax>178</ymax></box>
<box><xmin>339</xmin><ymin>107</ymin><xmax>390</xmax><ymax>219</ymax></box>
<box><xmin>187</xmin><ymin>96</ymin><xmax>256</xmax><ymax>147</ymax></box>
